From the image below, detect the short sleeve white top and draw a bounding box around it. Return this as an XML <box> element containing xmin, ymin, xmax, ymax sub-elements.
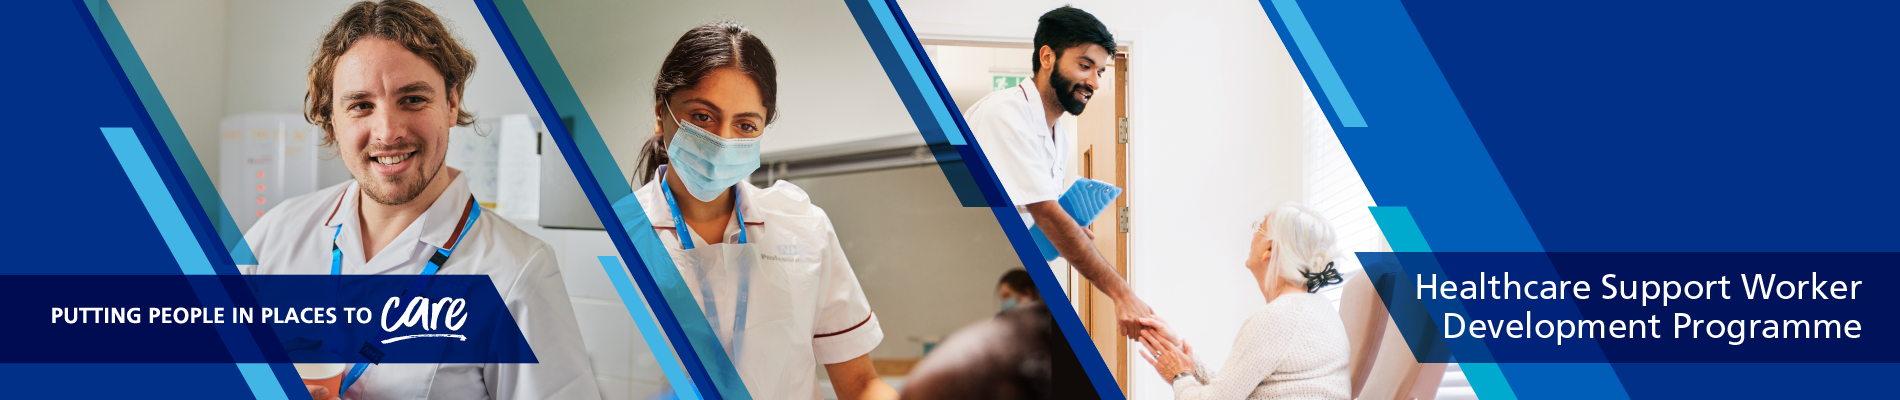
<box><xmin>966</xmin><ymin>79</ymin><xmax>1075</xmax><ymax>228</ymax></box>
<box><xmin>632</xmin><ymin>170</ymin><xmax>882</xmax><ymax>399</ymax></box>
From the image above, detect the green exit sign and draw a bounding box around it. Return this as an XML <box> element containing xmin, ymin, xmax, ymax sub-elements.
<box><xmin>992</xmin><ymin>75</ymin><xmax>1028</xmax><ymax>92</ymax></box>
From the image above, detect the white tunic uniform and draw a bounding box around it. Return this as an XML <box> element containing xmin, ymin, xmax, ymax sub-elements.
<box><xmin>631</xmin><ymin>169</ymin><xmax>882</xmax><ymax>400</ymax></box>
<box><xmin>966</xmin><ymin>79</ymin><xmax>1076</xmax><ymax>228</ymax></box>
<box><xmin>243</xmin><ymin>173</ymin><xmax>600</xmax><ymax>400</ymax></box>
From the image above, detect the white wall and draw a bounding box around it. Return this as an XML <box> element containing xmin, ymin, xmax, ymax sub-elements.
<box><xmin>1126</xmin><ymin>10</ymin><xmax>1304</xmax><ymax>400</ymax></box>
<box><xmin>897</xmin><ymin>1</ymin><xmax>1307</xmax><ymax>399</ymax></box>
<box><xmin>921</xmin><ymin>45</ymin><xmax>1033</xmax><ymax>112</ymax></box>
<box><xmin>522</xmin><ymin>0</ymin><xmax>924</xmax><ymax>180</ymax></box>
<box><xmin>110</xmin><ymin>0</ymin><xmax>228</xmax><ymax>184</ymax></box>
<box><xmin>223</xmin><ymin>0</ymin><xmax>537</xmax><ymax>131</ymax></box>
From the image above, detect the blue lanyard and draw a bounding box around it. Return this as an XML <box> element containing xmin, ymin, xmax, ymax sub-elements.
<box><xmin>329</xmin><ymin>194</ymin><xmax>481</xmax><ymax>396</ymax></box>
<box><xmin>658</xmin><ymin>166</ymin><xmax>748</xmax><ymax>250</ymax></box>
<box><xmin>659</xmin><ymin>166</ymin><xmax>752</xmax><ymax>356</ymax></box>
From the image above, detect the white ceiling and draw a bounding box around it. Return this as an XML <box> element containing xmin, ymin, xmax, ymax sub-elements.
<box><xmin>526</xmin><ymin>0</ymin><xmax>926</xmax><ymax>177</ymax></box>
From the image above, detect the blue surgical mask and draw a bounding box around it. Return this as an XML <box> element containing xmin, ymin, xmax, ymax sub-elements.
<box><xmin>664</xmin><ymin>102</ymin><xmax>761</xmax><ymax>202</ymax></box>
<box><xmin>999</xmin><ymin>297</ymin><xmax>1020</xmax><ymax>312</ymax></box>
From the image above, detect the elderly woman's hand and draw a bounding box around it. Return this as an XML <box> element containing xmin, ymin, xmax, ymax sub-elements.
<box><xmin>1138</xmin><ymin>329</ymin><xmax>1193</xmax><ymax>384</ymax></box>
<box><xmin>1137</xmin><ymin>317</ymin><xmax>1186</xmax><ymax>353</ymax></box>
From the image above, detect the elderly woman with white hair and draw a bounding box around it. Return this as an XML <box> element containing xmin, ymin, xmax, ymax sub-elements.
<box><xmin>1137</xmin><ymin>204</ymin><xmax>1352</xmax><ymax>400</ymax></box>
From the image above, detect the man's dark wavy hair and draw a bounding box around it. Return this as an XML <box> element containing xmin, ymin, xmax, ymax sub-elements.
<box><xmin>1031</xmin><ymin>6</ymin><xmax>1115</xmax><ymax>73</ymax></box>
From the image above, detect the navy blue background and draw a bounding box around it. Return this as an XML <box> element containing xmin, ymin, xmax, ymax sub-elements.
<box><xmin>1368</xmin><ymin>252</ymin><xmax>1890</xmax><ymax>363</ymax></box>
<box><xmin>1403</xmin><ymin>0</ymin><xmax>1900</xmax><ymax>252</ymax></box>
<box><xmin>0</xmin><ymin>1</ymin><xmax>260</xmax><ymax>397</ymax></box>
<box><xmin>3</xmin><ymin>4</ymin><xmax>182</xmax><ymax>276</ymax></box>
<box><xmin>1393</xmin><ymin>0</ymin><xmax>1898</xmax><ymax>397</ymax></box>
<box><xmin>1265</xmin><ymin>0</ymin><xmax>1900</xmax><ymax>397</ymax></box>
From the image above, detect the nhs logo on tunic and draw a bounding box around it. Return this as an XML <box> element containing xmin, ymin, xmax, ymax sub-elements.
<box><xmin>766</xmin><ymin>244</ymin><xmax>819</xmax><ymax>263</ymax></box>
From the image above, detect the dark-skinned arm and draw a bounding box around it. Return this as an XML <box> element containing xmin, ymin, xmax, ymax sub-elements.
<box><xmin>1025</xmin><ymin>200</ymin><xmax>1153</xmax><ymax>336</ymax></box>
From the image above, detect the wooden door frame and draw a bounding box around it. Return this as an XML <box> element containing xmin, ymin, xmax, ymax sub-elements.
<box><xmin>1084</xmin><ymin>50</ymin><xmax>1133</xmax><ymax>395</ymax></box>
<box><xmin>1106</xmin><ymin>51</ymin><xmax>1131</xmax><ymax>394</ymax></box>
<box><xmin>1064</xmin><ymin>49</ymin><xmax>1135</xmax><ymax>394</ymax></box>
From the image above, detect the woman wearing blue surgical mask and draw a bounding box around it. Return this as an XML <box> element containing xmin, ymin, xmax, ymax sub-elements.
<box><xmin>623</xmin><ymin>22</ymin><xmax>895</xmax><ymax>400</ymax></box>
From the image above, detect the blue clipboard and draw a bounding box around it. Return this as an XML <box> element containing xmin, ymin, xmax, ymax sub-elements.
<box><xmin>1028</xmin><ymin>178</ymin><xmax>1122</xmax><ymax>262</ymax></box>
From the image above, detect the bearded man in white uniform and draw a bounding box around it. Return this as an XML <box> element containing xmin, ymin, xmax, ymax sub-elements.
<box><xmin>241</xmin><ymin>1</ymin><xmax>598</xmax><ymax>399</ymax></box>
<box><xmin>965</xmin><ymin>6</ymin><xmax>1155</xmax><ymax>337</ymax></box>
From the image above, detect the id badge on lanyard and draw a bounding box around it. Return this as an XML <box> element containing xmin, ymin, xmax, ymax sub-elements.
<box><xmin>329</xmin><ymin>194</ymin><xmax>481</xmax><ymax>396</ymax></box>
<box><xmin>660</xmin><ymin>166</ymin><xmax>753</xmax><ymax>356</ymax></box>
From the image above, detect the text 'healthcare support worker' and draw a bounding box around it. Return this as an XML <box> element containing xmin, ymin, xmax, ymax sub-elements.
<box><xmin>614</xmin><ymin>21</ymin><xmax>896</xmax><ymax>400</ymax></box>
<box><xmin>964</xmin><ymin>6</ymin><xmax>1156</xmax><ymax>337</ymax></box>
<box><xmin>241</xmin><ymin>1</ymin><xmax>598</xmax><ymax>399</ymax></box>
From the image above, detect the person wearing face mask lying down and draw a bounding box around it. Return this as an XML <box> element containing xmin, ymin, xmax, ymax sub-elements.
<box><xmin>614</xmin><ymin>21</ymin><xmax>895</xmax><ymax>400</ymax></box>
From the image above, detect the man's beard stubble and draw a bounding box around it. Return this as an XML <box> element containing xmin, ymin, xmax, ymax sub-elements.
<box><xmin>1048</xmin><ymin>71</ymin><xmax>1089</xmax><ymax>116</ymax></box>
<box><xmin>357</xmin><ymin>145</ymin><xmax>443</xmax><ymax>206</ymax></box>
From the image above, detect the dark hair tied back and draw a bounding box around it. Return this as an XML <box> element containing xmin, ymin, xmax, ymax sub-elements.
<box><xmin>634</xmin><ymin>21</ymin><xmax>778</xmax><ymax>185</ymax></box>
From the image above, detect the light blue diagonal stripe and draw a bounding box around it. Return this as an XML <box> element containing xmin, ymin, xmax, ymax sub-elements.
<box><xmin>1269</xmin><ymin>0</ymin><xmax>1368</xmax><ymax>127</ymax></box>
<box><xmin>1457</xmin><ymin>363</ymin><xmax>1514</xmax><ymax>400</ymax></box>
<box><xmin>85</xmin><ymin>0</ymin><xmax>256</xmax><ymax>264</ymax></box>
<box><xmin>103</xmin><ymin>127</ymin><xmax>286</xmax><ymax>400</ymax></box>
<box><xmin>600</xmin><ymin>256</ymin><xmax>703</xmax><ymax>400</ymax></box>
<box><xmin>1368</xmin><ymin>206</ymin><xmax>1515</xmax><ymax>400</ymax></box>
<box><xmin>235</xmin><ymin>364</ymin><xmax>288</xmax><ymax>400</ymax></box>
<box><xmin>866</xmin><ymin>0</ymin><xmax>965</xmax><ymax>145</ymax></box>
<box><xmin>1368</xmin><ymin>206</ymin><xmax>1431</xmax><ymax>252</ymax></box>
<box><xmin>103</xmin><ymin>127</ymin><xmax>215</xmax><ymax>276</ymax></box>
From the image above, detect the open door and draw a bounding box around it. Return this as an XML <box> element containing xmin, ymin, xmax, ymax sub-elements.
<box><xmin>1072</xmin><ymin>51</ymin><xmax>1131</xmax><ymax>393</ymax></box>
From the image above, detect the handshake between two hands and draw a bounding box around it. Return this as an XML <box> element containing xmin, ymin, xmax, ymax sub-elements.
<box><xmin>1133</xmin><ymin>315</ymin><xmax>1195</xmax><ymax>383</ymax></box>
<box><xmin>1110</xmin><ymin>292</ymin><xmax>1194</xmax><ymax>382</ymax></box>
